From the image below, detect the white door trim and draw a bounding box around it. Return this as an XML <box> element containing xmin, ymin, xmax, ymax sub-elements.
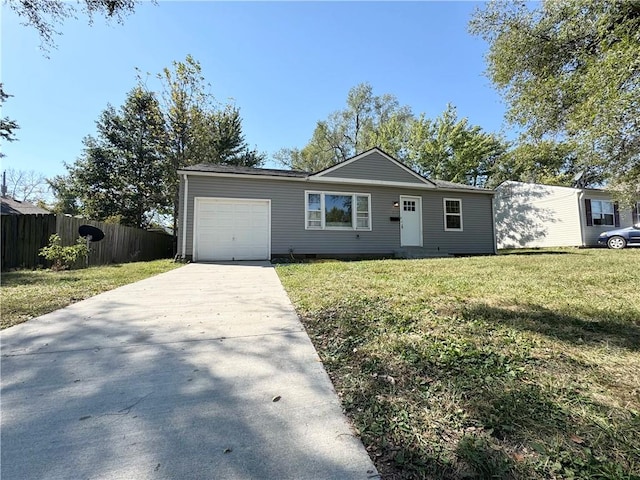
<box><xmin>193</xmin><ymin>197</ymin><xmax>271</xmax><ymax>261</ymax></box>
<box><xmin>400</xmin><ymin>195</ymin><xmax>423</xmax><ymax>247</ymax></box>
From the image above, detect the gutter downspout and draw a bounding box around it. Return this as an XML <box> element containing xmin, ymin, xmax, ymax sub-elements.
<box><xmin>182</xmin><ymin>173</ymin><xmax>188</xmax><ymax>259</ymax></box>
<box><xmin>490</xmin><ymin>192</ymin><xmax>498</xmax><ymax>255</ymax></box>
<box><xmin>577</xmin><ymin>190</ymin><xmax>586</xmax><ymax>247</ymax></box>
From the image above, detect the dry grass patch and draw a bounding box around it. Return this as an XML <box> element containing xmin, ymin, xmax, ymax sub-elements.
<box><xmin>277</xmin><ymin>249</ymin><xmax>640</xmax><ymax>479</ymax></box>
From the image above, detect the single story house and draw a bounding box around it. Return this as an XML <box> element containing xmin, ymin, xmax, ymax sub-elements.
<box><xmin>493</xmin><ymin>180</ymin><xmax>640</xmax><ymax>249</ymax></box>
<box><xmin>177</xmin><ymin>148</ymin><xmax>497</xmax><ymax>261</ymax></box>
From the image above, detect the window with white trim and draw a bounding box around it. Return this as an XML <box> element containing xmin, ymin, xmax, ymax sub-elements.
<box><xmin>444</xmin><ymin>198</ymin><xmax>463</xmax><ymax>231</ymax></box>
<box><xmin>305</xmin><ymin>191</ymin><xmax>371</xmax><ymax>230</ymax></box>
<box><xmin>591</xmin><ymin>200</ymin><xmax>615</xmax><ymax>226</ymax></box>
<box><xmin>636</xmin><ymin>202</ymin><xmax>640</xmax><ymax>225</ymax></box>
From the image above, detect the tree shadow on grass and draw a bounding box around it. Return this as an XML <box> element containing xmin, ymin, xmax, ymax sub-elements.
<box><xmin>461</xmin><ymin>303</ymin><xmax>640</xmax><ymax>351</ymax></box>
<box><xmin>1</xmin><ymin>271</ymin><xmax>49</xmax><ymax>286</ymax></box>
<box><xmin>336</xmin><ymin>337</ymin><xmax>638</xmax><ymax>479</ymax></box>
<box><xmin>304</xmin><ymin>296</ymin><xmax>640</xmax><ymax>479</ymax></box>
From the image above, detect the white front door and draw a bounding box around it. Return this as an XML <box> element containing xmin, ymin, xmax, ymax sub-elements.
<box><xmin>400</xmin><ymin>195</ymin><xmax>422</xmax><ymax>246</ymax></box>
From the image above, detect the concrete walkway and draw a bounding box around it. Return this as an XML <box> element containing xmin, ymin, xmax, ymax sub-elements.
<box><xmin>1</xmin><ymin>262</ymin><xmax>378</xmax><ymax>480</ymax></box>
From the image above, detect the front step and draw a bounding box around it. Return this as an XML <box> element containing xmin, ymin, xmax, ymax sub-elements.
<box><xmin>393</xmin><ymin>247</ymin><xmax>452</xmax><ymax>259</ymax></box>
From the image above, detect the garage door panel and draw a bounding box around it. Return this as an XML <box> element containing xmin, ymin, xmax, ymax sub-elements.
<box><xmin>195</xmin><ymin>198</ymin><xmax>270</xmax><ymax>261</ymax></box>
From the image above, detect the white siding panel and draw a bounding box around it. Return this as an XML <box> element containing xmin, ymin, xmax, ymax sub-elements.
<box><xmin>494</xmin><ymin>182</ymin><xmax>582</xmax><ymax>248</ymax></box>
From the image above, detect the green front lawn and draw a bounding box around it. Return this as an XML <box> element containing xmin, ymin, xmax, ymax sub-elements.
<box><xmin>277</xmin><ymin>249</ymin><xmax>640</xmax><ymax>479</ymax></box>
<box><xmin>1</xmin><ymin>260</ymin><xmax>182</xmax><ymax>329</ymax></box>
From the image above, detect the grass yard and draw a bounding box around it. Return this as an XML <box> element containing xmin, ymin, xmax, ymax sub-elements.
<box><xmin>1</xmin><ymin>259</ymin><xmax>181</xmax><ymax>329</ymax></box>
<box><xmin>277</xmin><ymin>249</ymin><xmax>640</xmax><ymax>479</ymax></box>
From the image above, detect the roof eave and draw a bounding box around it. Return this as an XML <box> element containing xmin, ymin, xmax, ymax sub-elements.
<box><xmin>178</xmin><ymin>170</ymin><xmax>308</xmax><ymax>181</ymax></box>
<box><xmin>179</xmin><ymin>169</ymin><xmax>494</xmax><ymax>194</ymax></box>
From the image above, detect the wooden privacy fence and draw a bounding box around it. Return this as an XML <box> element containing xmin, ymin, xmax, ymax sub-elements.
<box><xmin>1</xmin><ymin>214</ymin><xmax>173</xmax><ymax>270</ymax></box>
<box><xmin>1</xmin><ymin>214</ymin><xmax>57</xmax><ymax>270</ymax></box>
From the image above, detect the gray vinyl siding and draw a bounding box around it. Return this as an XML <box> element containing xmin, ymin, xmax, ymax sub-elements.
<box><xmin>320</xmin><ymin>151</ymin><xmax>428</xmax><ymax>185</ymax></box>
<box><xmin>178</xmin><ymin>175</ymin><xmax>495</xmax><ymax>257</ymax></box>
<box><xmin>579</xmin><ymin>191</ymin><xmax>636</xmax><ymax>247</ymax></box>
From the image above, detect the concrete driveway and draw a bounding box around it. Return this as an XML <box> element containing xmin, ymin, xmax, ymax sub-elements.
<box><xmin>1</xmin><ymin>262</ymin><xmax>378</xmax><ymax>480</ymax></box>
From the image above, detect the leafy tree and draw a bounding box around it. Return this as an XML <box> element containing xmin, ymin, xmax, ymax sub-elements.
<box><xmin>272</xmin><ymin>138</ymin><xmax>338</xmax><ymax>173</ymax></box>
<box><xmin>406</xmin><ymin>104</ymin><xmax>507</xmax><ymax>187</ymax></box>
<box><xmin>155</xmin><ymin>55</ymin><xmax>213</xmax><ymax>242</ymax></box>
<box><xmin>0</xmin><ymin>84</ymin><xmax>19</xmax><ymax>153</ymax></box>
<box><xmin>157</xmin><ymin>55</ymin><xmax>212</xmax><ymax>173</ymax></box>
<box><xmin>54</xmin><ymin>87</ymin><xmax>168</xmax><ymax>228</ymax></box>
<box><xmin>48</xmin><ymin>174</ymin><xmax>81</xmax><ymax>215</ymax></box>
<box><xmin>275</xmin><ymin>85</ymin><xmax>506</xmax><ymax>187</ymax></box>
<box><xmin>156</xmin><ymin>55</ymin><xmax>263</xmax><ymax>244</ymax></box>
<box><xmin>51</xmin><ymin>56</ymin><xmax>262</xmax><ymax>238</ymax></box>
<box><xmin>470</xmin><ymin>0</ymin><xmax>640</xmax><ymax>202</ymax></box>
<box><xmin>200</xmin><ymin>105</ymin><xmax>264</xmax><ymax>167</ymax></box>
<box><xmin>489</xmin><ymin>140</ymin><xmax>606</xmax><ymax>188</ymax></box>
<box><xmin>6</xmin><ymin>0</ymin><xmax>151</xmax><ymax>51</ymax></box>
<box><xmin>276</xmin><ymin>83</ymin><xmax>413</xmax><ymax>171</ymax></box>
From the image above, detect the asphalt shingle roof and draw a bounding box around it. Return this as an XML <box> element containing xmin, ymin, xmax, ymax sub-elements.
<box><xmin>180</xmin><ymin>163</ymin><xmax>309</xmax><ymax>178</ymax></box>
<box><xmin>431</xmin><ymin>179</ymin><xmax>491</xmax><ymax>192</ymax></box>
<box><xmin>1</xmin><ymin>197</ymin><xmax>51</xmax><ymax>215</ymax></box>
<box><xmin>180</xmin><ymin>161</ymin><xmax>492</xmax><ymax>192</ymax></box>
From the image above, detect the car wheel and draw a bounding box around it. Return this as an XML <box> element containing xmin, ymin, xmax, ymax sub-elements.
<box><xmin>607</xmin><ymin>236</ymin><xmax>627</xmax><ymax>249</ymax></box>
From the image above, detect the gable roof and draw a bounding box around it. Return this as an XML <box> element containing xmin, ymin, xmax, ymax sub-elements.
<box><xmin>1</xmin><ymin>197</ymin><xmax>51</xmax><ymax>215</ymax></box>
<box><xmin>179</xmin><ymin>148</ymin><xmax>493</xmax><ymax>194</ymax></box>
<box><xmin>310</xmin><ymin>147</ymin><xmax>437</xmax><ymax>187</ymax></box>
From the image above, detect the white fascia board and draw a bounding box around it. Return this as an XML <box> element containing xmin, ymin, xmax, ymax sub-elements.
<box><xmin>306</xmin><ymin>176</ymin><xmax>435</xmax><ymax>189</ymax></box>
<box><xmin>310</xmin><ymin>176</ymin><xmax>494</xmax><ymax>194</ymax></box>
<box><xmin>178</xmin><ymin>170</ymin><xmax>307</xmax><ymax>182</ymax></box>
<box><xmin>437</xmin><ymin>187</ymin><xmax>495</xmax><ymax>196</ymax></box>
<box><xmin>182</xmin><ymin>174</ymin><xmax>188</xmax><ymax>258</ymax></box>
<box><xmin>178</xmin><ymin>169</ymin><xmax>494</xmax><ymax>194</ymax></box>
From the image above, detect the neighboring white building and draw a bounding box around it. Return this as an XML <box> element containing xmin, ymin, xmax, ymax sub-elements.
<box><xmin>494</xmin><ymin>181</ymin><xmax>639</xmax><ymax>249</ymax></box>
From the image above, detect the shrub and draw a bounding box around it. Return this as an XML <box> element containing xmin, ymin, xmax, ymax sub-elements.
<box><xmin>39</xmin><ymin>234</ymin><xmax>89</xmax><ymax>271</ymax></box>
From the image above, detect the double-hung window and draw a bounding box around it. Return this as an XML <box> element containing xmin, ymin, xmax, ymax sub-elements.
<box><xmin>305</xmin><ymin>191</ymin><xmax>371</xmax><ymax>230</ymax></box>
<box><xmin>590</xmin><ymin>200</ymin><xmax>615</xmax><ymax>226</ymax></box>
<box><xmin>307</xmin><ymin>193</ymin><xmax>322</xmax><ymax>228</ymax></box>
<box><xmin>444</xmin><ymin>198</ymin><xmax>463</xmax><ymax>231</ymax></box>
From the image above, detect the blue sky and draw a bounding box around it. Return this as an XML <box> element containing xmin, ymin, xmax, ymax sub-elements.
<box><xmin>1</xmin><ymin>1</ymin><xmax>507</xmax><ymax>179</ymax></box>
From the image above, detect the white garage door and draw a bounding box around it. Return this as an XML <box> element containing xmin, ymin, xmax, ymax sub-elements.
<box><xmin>195</xmin><ymin>198</ymin><xmax>270</xmax><ymax>261</ymax></box>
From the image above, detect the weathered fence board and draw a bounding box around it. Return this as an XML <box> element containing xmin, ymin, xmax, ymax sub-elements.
<box><xmin>1</xmin><ymin>214</ymin><xmax>173</xmax><ymax>270</ymax></box>
<box><xmin>56</xmin><ymin>216</ymin><xmax>173</xmax><ymax>266</ymax></box>
<box><xmin>1</xmin><ymin>214</ymin><xmax>56</xmax><ymax>270</ymax></box>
